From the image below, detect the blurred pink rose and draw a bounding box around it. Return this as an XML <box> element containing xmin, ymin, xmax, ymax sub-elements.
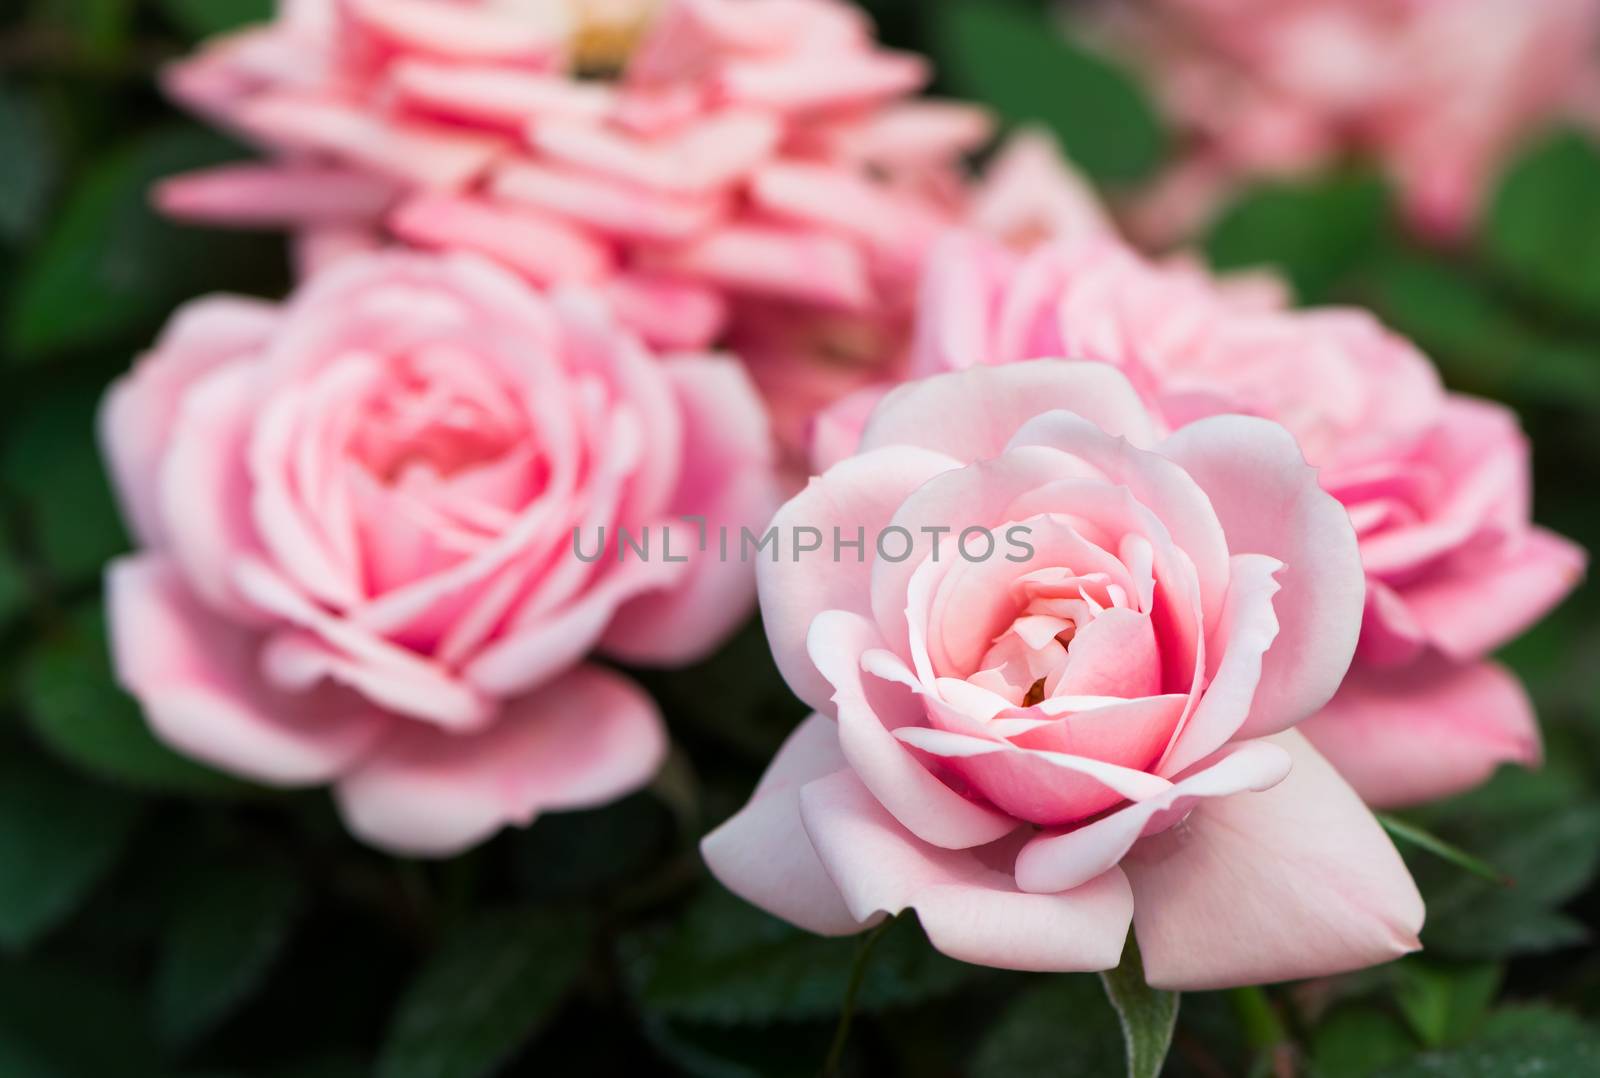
<box><xmin>100</xmin><ymin>251</ymin><xmax>778</xmax><ymax>855</ymax></box>
<box><xmin>156</xmin><ymin>0</ymin><xmax>990</xmax><ymax>354</ymax></box>
<box><xmin>705</xmin><ymin>361</ymin><xmax>1422</xmax><ymax>986</ymax></box>
<box><xmin>862</xmin><ymin>233</ymin><xmax>1586</xmax><ymax>806</ymax></box>
<box><xmin>1084</xmin><ymin>0</ymin><xmax>1600</xmax><ymax>242</ymax></box>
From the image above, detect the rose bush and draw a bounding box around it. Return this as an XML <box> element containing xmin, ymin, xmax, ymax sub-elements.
<box><xmin>706</xmin><ymin>361</ymin><xmax>1424</xmax><ymax>987</ymax></box>
<box><xmin>856</xmin><ymin>234</ymin><xmax>1587</xmax><ymax>806</ymax></box>
<box><xmin>100</xmin><ymin>250</ymin><xmax>778</xmax><ymax>855</ymax></box>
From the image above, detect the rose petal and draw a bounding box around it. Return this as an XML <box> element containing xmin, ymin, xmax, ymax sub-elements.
<box><xmin>798</xmin><ymin>768</ymin><xmax>1133</xmax><ymax>972</ymax></box>
<box><xmin>757</xmin><ymin>445</ymin><xmax>960</xmax><ymax>713</ymax></box>
<box><xmin>1299</xmin><ymin>657</ymin><xmax>1540</xmax><ymax>808</ymax></box>
<box><xmin>335</xmin><ymin>664</ymin><xmax>665</xmax><ymax>857</ymax></box>
<box><xmin>701</xmin><ymin>714</ymin><xmax>869</xmax><ymax>936</ymax></box>
<box><xmin>107</xmin><ymin>555</ymin><xmax>386</xmax><ymax>786</ymax></box>
<box><xmin>1161</xmin><ymin>415</ymin><xmax>1365</xmax><ymax>737</ymax></box>
<box><xmin>1014</xmin><ymin>738</ymin><xmax>1292</xmax><ymax>895</ymax></box>
<box><xmin>860</xmin><ymin>360</ymin><xmax>1160</xmax><ymax>464</ymax></box>
<box><xmin>1126</xmin><ymin>731</ymin><xmax>1423</xmax><ymax>990</ymax></box>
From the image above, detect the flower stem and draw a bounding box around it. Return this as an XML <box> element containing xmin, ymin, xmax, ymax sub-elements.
<box><xmin>821</xmin><ymin>916</ymin><xmax>895</xmax><ymax>1076</ymax></box>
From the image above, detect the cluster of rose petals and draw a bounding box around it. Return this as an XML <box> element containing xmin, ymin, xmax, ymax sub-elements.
<box><xmin>877</xmin><ymin>233</ymin><xmax>1587</xmax><ymax>806</ymax></box>
<box><xmin>158</xmin><ymin>0</ymin><xmax>992</xmax><ymax>361</ymax></box>
<box><xmin>1082</xmin><ymin>0</ymin><xmax>1600</xmax><ymax>242</ymax></box>
<box><xmin>706</xmin><ymin>361</ymin><xmax>1424</xmax><ymax>986</ymax></box>
<box><xmin>100</xmin><ymin>251</ymin><xmax>778</xmax><ymax>855</ymax></box>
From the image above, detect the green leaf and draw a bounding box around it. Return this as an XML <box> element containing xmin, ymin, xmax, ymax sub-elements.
<box><xmin>0</xmin><ymin>959</ymin><xmax>166</xmax><ymax>1077</ymax></box>
<box><xmin>1205</xmin><ymin>171</ymin><xmax>1391</xmax><ymax>302</ymax></box>
<box><xmin>1483</xmin><ymin>129</ymin><xmax>1600</xmax><ymax>322</ymax></box>
<box><xmin>158</xmin><ymin>0</ymin><xmax>274</xmax><ymax>38</ymax></box>
<box><xmin>1373</xmin><ymin>1006</ymin><xmax>1600</xmax><ymax>1076</ymax></box>
<box><xmin>629</xmin><ymin>884</ymin><xmax>973</xmax><ymax>1026</ymax></box>
<box><xmin>1378</xmin><ymin>814</ymin><xmax>1507</xmax><ymax>885</ymax></box>
<box><xmin>971</xmin><ymin>976</ymin><xmax>1123</xmax><ymax>1078</ymax></box>
<box><xmin>0</xmin><ymin>516</ymin><xmax>27</xmax><ymax>632</ymax></box>
<box><xmin>1393</xmin><ymin>960</ymin><xmax>1502</xmax><ymax>1048</ymax></box>
<box><xmin>0</xmin><ymin>384</ymin><xmax>127</xmax><ymax>583</ymax></box>
<box><xmin>154</xmin><ymin>857</ymin><xmax>305</xmax><ymax>1043</ymax></box>
<box><xmin>378</xmin><ymin>909</ymin><xmax>589</xmax><ymax>1078</ymax></box>
<box><xmin>6</xmin><ymin>125</ymin><xmax>284</xmax><ymax>360</ymax></box>
<box><xmin>1356</xmin><ymin>252</ymin><xmax>1600</xmax><ymax>412</ymax></box>
<box><xmin>0</xmin><ymin>752</ymin><xmax>139</xmax><ymax>950</ymax></box>
<box><xmin>1310</xmin><ymin>1005</ymin><xmax>1419</xmax><ymax>1078</ymax></box>
<box><xmin>509</xmin><ymin>792</ymin><xmax>673</xmax><ymax>902</ymax></box>
<box><xmin>21</xmin><ymin>603</ymin><xmax>252</xmax><ymax>797</ymax></box>
<box><xmin>1405</xmin><ymin>770</ymin><xmax>1600</xmax><ymax>960</ymax></box>
<box><xmin>0</xmin><ymin>85</ymin><xmax>57</xmax><ymax>245</ymax></box>
<box><xmin>1098</xmin><ymin>935</ymin><xmax>1178</xmax><ymax>1078</ymax></box>
<box><xmin>931</xmin><ymin>0</ymin><xmax>1165</xmax><ymax>183</ymax></box>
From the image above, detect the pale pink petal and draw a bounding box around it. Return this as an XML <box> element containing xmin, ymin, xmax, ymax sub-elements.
<box><xmin>1014</xmin><ymin>738</ymin><xmax>1292</xmax><ymax>895</ymax></box>
<box><xmin>809</xmin><ymin>383</ymin><xmax>886</xmax><ymax>473</ymax></box>
<box><xmin>1400</xmin><ymin>528</ymin><xmax>1586</xmax><ymax>660</ymax></box>
<box><xmin>799</xmin><ymin>769</ymin><xmax>1133</xmax><ymax>972</ymax></box>
<box><xmin>1161</xmin><ymin>415</ymin><xmax>1365</xmax><ymax>737</ymax></box>
<box><xmin>529</xmin><ymin>111</ymin><xmax>781</xmax><ymax>196</ymax></box>
<box><xmin>895</xmin><ymin>725</ymin><xmax>1173</xmax><ymax>826</ymax></box>
<box><xmin>238</xmin><ymin>96</ymin><xmax>506</xmax><ymax>189</ymax></box>
<box><xmin>159</xmin><ymin>360</ymin><xmax>276</xmax><ymax>619</ymax></box>
<box><xmin>344</xmin><ymin>0</ymin><xmax>568</xmax><ymax>65</ymax></box>
<box><xmin>99</xmin><ymin>296</ymin><xmax>278</xmax><ymax>548</ymax></box>
<box><xmin>1006</xmin><ymin>409</ymin><xmax>1232</xmax><ymax>625</ymax></box>
<box><xmin>749</xmin><ymin>162</ymin><xmax>946</xmax><ymax>265</ymax></box>
<box><xmin>1160</xmin><ymin>553</ymin><xmax>1283</xmax><ymax>775</ymax></box>
<box><xmin>643</xmin><ymin>225</ymin><xmax>874</xmax><ymax>310</ymax></box>
<box><xmin>491</xmin><ymin>159</ymin><xmax>725</xmax><ymax>242</ymax></box>
<box><xmin>389</xmin><ymin>61</ymin><xmax>614</xmax><ymax>128</ymax></box>
<box><xmin>388</xmin><ymin>193</ymin><xmax>615</xmax><ymax>285</ymax></box>
<box><xmin>701</xmin><ymin>714</ymin><xmax>869</xmax><ymax>936</ymax></box>
<box><xmin>335</xmin><ymin>664</ymin><xmax>665</xmax><ymax>857</ymax></box>
<box><xmin>604</xmin><ymin>356</ymin><xmax>780</xmax><ymax>663</ymax></box>
<box><xmin>756</xmin><ymin>445</ymin><xmax>960</xmax><ymax>712</ymax></box>
<box><xmin>603</xmin><ymin>275</ymin><xmax>727</xmax><ymax>350</ymax></box>
<box><xmin>465</xmin><ymin>554</ymin><xmax>686</xmax><ymax>697</ymax></box>
<box><xmin>859</xmin><ymin>360</ymin><xmax>1160</xmax><ymax>464</ymax></box>
<box><xmin>154</xmin><ymin>165</ymin><xmax>397</xmax><ymax>227</ymax></box>
<box><xmin>107</xmin><ymin>556</ymin><xmax>387</xmax><ymax>786</ymax></box>
<box><xmin>807</xmin><ymin>610</ymin><xmax>1017</xmax><ymax>850</ymax></box>
<box><xmin>1126</xmin><ymin>731</ymin><xmax>1424</xmax><ymax>990</ymax></box>
<box><xmin>1299</xmin><ymin>657</ymin><xmax>1540</xmax><ymax>808</ymax></box>
<box><xmin>720</xmin><ymin>50</ymin><xmax>927</xmax><ymax>113</ymax></box>
<box><xmin>970</xmin><ymin>128</ymin><xmax>1110</xmax><ymax>246</ymax></box>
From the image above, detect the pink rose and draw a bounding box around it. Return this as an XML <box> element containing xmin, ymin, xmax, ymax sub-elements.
<box><xmin>853</xmin><ymin>233</ymin><xmax>1586</xmax><ymax>806</ymax></box>
<box><xmin>705</xmin><ymin>361</ymin><xmax>1424</xmax><ymax>987</ymax></box>
<box><xmin>1085</xmin><ymin>0</ymin><xmax>1600</xmax><ymax>242</ymax></box>
<box><xmin>156</xmin><ymin>0</ymin><xmax>990</xmax><ymax>353</ymax></box>
<box><xmin>100</xmin><ymin>251</ymin><xmax>778</xmax><ymax>855</ymax></box>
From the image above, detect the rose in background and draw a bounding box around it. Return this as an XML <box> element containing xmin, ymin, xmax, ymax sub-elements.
<box><xmin>1075</xmin><ymin>0</ymin><xmax>1600</xmax><ymax>244</ymax></box>
<box><xmin>861</xmin><ymin>232</ymin><xmax>1588</xmax><ymax>807</ymax></box>
<box><xmin>99</xmin><ymin>250</ymin><xmax>778</xmax><ymax>856</ymax></box>
<box><xmin>154</xmin><ymin>0</ymin><xmax>1018</xmax><ymax>457</ymax></box>
<box><xmin>707</xmin><ymin>360</ymin><xmax>1425</xmax><ymax>987</ymax></box>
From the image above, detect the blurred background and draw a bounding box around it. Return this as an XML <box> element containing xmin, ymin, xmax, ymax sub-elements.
<box><xmin>0</xmin><ymin>1</ymin><xmax>1597</xmax><ymax>1075</ymax></box>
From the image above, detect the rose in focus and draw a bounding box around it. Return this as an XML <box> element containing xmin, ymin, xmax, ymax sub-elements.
<box><xmin>873</xmin><ymin>234</ymin><xmax>1587</xmax><ymax>806</ymax></box>
<box><xmin>707</xmin><ymin>361</ymin><xmax>1424</xmax><ymax>987</ymax></box>
<box><xmin>1083</xmin><ymin>0</ymin><xmax>1600</xmax><ymax>242</ymax></box>
<box><xmin>100</xmin><ymin>251</ymin><xmax>778</xmax><ymax>855</ymax></box>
